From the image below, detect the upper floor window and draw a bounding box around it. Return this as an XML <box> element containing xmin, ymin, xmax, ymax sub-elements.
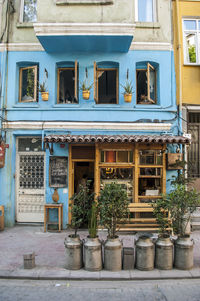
<box><xmin>136</xmin><ymin>63</ymin><xmax>157</xmax><ymax>105</ymax></box>
<box><xmin>57</xmin><ymin>61</ymin><xmax>78</xmax><ymax>104</ymax></box>
<box><xmin>20</xmin><ymin>0</ymin><xmax>37</xmax><ymax>23</ymax></box>
<box><xmin>135</xmin><ymin>0</ymin><xmax>156</xmax><ymax>22</ymax></box>
<box><xmin>94</xmin><ymin>62</ymin><xmax>118</xmax><ymax>104</ymax></box>
<box><xmin>183</xmin><ymin>19</ymin><xmax>200</xmax><ymax>64</ymax></box>
<box><xmin>19</xmin><ymin>65</ymin><xmax>38</xmax><ymax>103</ymax></box>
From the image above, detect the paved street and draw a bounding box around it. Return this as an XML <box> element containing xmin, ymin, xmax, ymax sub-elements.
<box><xmin>1</xmin><ymin>279</ymin><xmax>200</xmax><ymax>301</ymax></box>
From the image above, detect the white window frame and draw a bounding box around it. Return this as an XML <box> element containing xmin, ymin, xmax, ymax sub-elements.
<box><xmin>19</xmin><ymin>0</ymin><xmax>37</xmax><ymax>23</ymax></box>
<box><xmin>183</xmin><ymin>18</ymin><xmax>200</xmax><ymax>65</ymax></box>
<box><xmin>135</xmin><ymin>0</ymin><xmax>157</xmax><ymax>23</ymax></box>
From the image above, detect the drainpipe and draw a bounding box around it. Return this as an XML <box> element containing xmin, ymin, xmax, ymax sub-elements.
<box><xmin>175</xmin><ymin>0</ymin><xmax>182</xmax><ymax>135</ymax></box>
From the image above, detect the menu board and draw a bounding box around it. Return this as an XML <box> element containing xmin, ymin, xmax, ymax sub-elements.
<box><xmin>49</xmin><ymin>156</ymin><xmax>68</xmax><ymax>187</ymax></box>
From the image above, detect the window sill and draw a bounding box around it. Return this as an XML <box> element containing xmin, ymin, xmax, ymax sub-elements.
<box><xmin>13</xmin><ymin>103</ymin><xmax>39</xmax><ymax>108</ymax></box>
<box><xmin>56</xmin><ymin>0</ymin><xmax>113</xmax><ymax>4</ymax></box>
<box><xmin>184</xmin><ymin>63</ymin><xmax>200</xmax><ymax>66</ymax></box>
<box><xmin>17</xmin><ymin>22</ymin><xmax>34</xmax><ymax>28</ymax></box>
<box><xmin>53</xmin><ymin>104</ymin><xmax>80</xmax><ymax>108</ymax></box>
<box><xmin>135</xmin><ymin>22</ymin><xmax>160</xmax><ymax>29</ymax></box>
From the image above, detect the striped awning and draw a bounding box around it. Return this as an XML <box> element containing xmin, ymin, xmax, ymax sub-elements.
<box><xmin>44</xmin><ymin>134</ymin><xmax>190</xmax><ymax>144</ymax></box>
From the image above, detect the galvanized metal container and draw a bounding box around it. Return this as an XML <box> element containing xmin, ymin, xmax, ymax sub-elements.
<box><xmin>155</xmin><ymin>235</ymin><xmax>173</xmax><ymax>270</ymax></box>
<box><xmin>174</xmin><ymin>235</ymin><xmax>194</xmax><ymax>270</ymax></box>
<box><xmin>104</xmin><ymin>237</ymin><xmax>122</xmax><ymax>271</ymax></box>
<box><xmin>136</xmin><ymin>236</ymin><xmax>154</xmax><ymax>271</ymax></box>
<box><xmin>84</xmin><ymin>236</ymin><xmax>102</xmax><ymax>271</ymax></box>
<box><xmin>64</xmin><ymin>235</ymin><xmax>83</xmax><ymax>270</ymax></box>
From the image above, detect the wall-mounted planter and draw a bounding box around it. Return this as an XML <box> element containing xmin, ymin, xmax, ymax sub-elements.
<box><xmin>124</xmin><ymin>93</ymin><xmax>132</xmax><ymax>103</ymax></box>
<box><xmin>82</xmin><ymin>90</ymin><xmax>90</xmax><ymax>100</ymax></box>
<box><xmin>41</xmin><ymin>92</ymin><xmax>49</xmax><ymax>101</ymax></box>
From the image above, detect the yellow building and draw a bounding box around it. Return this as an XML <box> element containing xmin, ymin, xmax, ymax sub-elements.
<box><xmin>173</xmin><ymin>0</ymin><xmax>200</xmax><ymax>187</ymax></box>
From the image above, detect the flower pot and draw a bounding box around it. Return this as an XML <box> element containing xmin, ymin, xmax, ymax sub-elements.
<box><xmin>174</xmin><ymin>235</ymin><xmax>193</xmax><ymax>270</ymax></box>
<box><xmin>155</xmin><ymin>235</ymin><xmax>173</xmax><ymax>270</ymax></box>
<box><xmin>41</xmin><ymin>91</ymin><xmax>49</xmax><ymax>101</ymax></box>
<box><xmin>84</xmin><ymin>236</ymin><xmax>102</xmax><ymax>271</ymax></box>
<box><xmin>82</xmin><ymin>90</ymin><xmax>90</xmax><ymax>100</ymax></box>
<box><xmin>124</xmin><ymin>93</ymin><xmax>132</xmax><ymax>103</ymax></box>
<box><xmin>136</xmin><ymin>235</ymin><xmax>154</xmax><ymax>271</ymax></box>
<box><xmin>104</xmin><ymin>236</ymin><xmax>122</xmax><ymax>271</ymax></box>
<box><xmin>64</xmin><ymin>235</ymin><xmax>83</xmax><ymax>270</ymax></box>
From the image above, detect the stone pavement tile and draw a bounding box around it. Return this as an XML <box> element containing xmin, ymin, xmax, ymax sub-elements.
<box><xmin>69</xmin><ymin>269</ymin><xmax>100</xmax><ymax>279</ymax></box>
<box><xmin>159</xmin><ymin>268</ymin><xmax>192</xmax><ymax>279</ymax></box>
<box><xmin>9</xmin><ymin>268</ymin><xmax>41</xmax><ymax>279</ymax></box>
<box><xmin>37</xmin><ymin>267</ymin><xmax>71</xmax><ymax>279</ymax></box>
<box><xmin>130</xmin><ymin>268</ymin><xmax>161</xmax><ymax>279</ymax></box>
<box><xmin>188</xmin><ymin>268</ymin><xmax>200</xmax><ymax>278</ymax></box>
<box><xmin>100</xmin><ymin>270</ymin><xmax>131</xmax><ymax>279</ymax></box>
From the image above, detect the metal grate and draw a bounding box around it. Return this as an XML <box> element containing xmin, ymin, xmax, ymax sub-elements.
<box><xmin>19</xmin><ymin>155</ymin><xmax>44</xmax><ymax>189</ymax></box>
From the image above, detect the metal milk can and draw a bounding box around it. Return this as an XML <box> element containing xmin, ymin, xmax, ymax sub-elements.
<box><xmin>174</xmin><ymin>235</ymin><xmax>194</xmax><ymax>270</ymax></box>
<box><xmin>104</xmin><ymin>237</ymin><xmax>122</xmax><ymax>271</ymax></box>
<box><xmin>84</xmin><ymin>237</ymin><xmax>102</xmax><ymax>271</ymax></box>
<box><xmin>136</xmin><ymin>235</ymin><xmax>154</xmax><ymax>271</ymax></box>
<box><xmin>155</xmin><ymin>235</ymin><xmax>173</xmax><ymax>270</ymax></box>
<box><xmin>64</xmin><ymin>235</ymin><xmax>83</xmax><ymax>270</ymax></box>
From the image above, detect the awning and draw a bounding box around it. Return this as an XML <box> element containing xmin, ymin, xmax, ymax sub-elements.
<box><xmin>34</xmin><ymin>23</ymin><xmax>135</xmax><ymax>53</ymax></box>
<box><xmin>44</xmin><ymin>134</ymin><xmax>190</xmax><ymax>144</ymax></box>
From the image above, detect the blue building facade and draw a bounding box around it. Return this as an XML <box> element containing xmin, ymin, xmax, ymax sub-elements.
<box><xmin>0</xmin><ymin>0</ymin><xmax>188</xmax><ymax>229</ymax></box>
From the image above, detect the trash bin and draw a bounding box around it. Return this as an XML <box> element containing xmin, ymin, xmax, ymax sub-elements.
<box><xmin>0</xmin><ymin>205</ymin><xmax>4</xmax><ymax>231</ymax></box>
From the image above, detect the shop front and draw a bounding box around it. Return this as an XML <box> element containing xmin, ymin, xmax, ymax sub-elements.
<box><xmin>44</xmin><ymin>134</ymin><xmax>189</xmax><ymax>231</ymax></box>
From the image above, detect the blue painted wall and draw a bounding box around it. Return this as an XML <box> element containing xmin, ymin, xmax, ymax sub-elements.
<box><xmin>0</xmin><ymin>48</ymin><xmax>180</xmax><ymax>227</ymax></box>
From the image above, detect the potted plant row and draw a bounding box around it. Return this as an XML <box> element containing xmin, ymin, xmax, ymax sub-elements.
<box><xmin>64</xmin><ymin>182</ymin><xmax>129</xmax><ymax>271</ymax></box>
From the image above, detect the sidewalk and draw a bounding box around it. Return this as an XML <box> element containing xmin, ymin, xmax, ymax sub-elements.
<box><xmin>0</xmin><ymin>225</ymin><xmax>200</xmax><ymax>281</ymax></box>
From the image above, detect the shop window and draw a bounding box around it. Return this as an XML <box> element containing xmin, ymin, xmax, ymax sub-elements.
<box><xmin>57</xmin><ymin>61</ymin><xmax>78</xmax><ymax>104</ymax></box>
<box><xmin>138</xmin><ymin>149</ymin><xmax>163</xmax><ymax>203</ymax></box>
<box><xmin>100</xmin><ymin>150</ymin><xmax>133</xmax><ymax>163</ymax></box>
<box><xmin>135</xmin><ymin>0</ymin><xmax>156</xmax><ymax>22</ymax></box>
<box><xmin>136</xmin><ymin>63</ymin><xmax>157</xmax><ymax>104</ymax></box>
<box><xmin>183</xmin><ymin>19</ymin><xmax>200</xmax><ymax>64</ymax></box>
<box><xmin>19</xmin><ymin>65</ymin><xmax>38</xmax><ymax>103</ymax></box>
<box><xmin>20</xmin><ymin>0</ymin><xmax>37</xmax><ymax>23</ymax></box>
<box><xmin>94</xmin><ymin>62</ymin><xmax>118</xmax><ymax>104</ymax></box>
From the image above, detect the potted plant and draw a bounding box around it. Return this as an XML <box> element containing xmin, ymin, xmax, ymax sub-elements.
<box><xmin>98</xmin><ymin>182</ymin><xmax>129</xmax><ymax>271</ymax></box>
<box><xmin>39</xmin><ymin>81</ymin><xmax>49</xmax><ymax>101</ymax></box>
<box><xmin>64</xmin><ymin>181</ymin><xmax>92</xmax><ymax>270</ymax></box>
<box><xmin>165</xmin><ymin>171</ymin><xmax>200</xmax><ymax>270</ymax></box>
<box><xmin>121</xmin><ymin>80</ymin><xmax>133</xmax><ymax>103</ymax></box>
<box><xmin>80</xmin><ymin>79</ymin><xmax>93</xmax><ymax>100</ymax></box>
<box><xmin>84</xmin><ymin>202</ymin><xmax>102</xmax><ymax>271</ymax></box>
<box><xmin>152</xmin><ymin>198</ymin><xmax>173</xmax><ymax>270</ymax></box>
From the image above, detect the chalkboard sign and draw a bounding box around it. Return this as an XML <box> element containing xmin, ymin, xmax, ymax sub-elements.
<box><xmin>49</xmin><ymin>156</ymin><xmax>68</xmax><ymax>187</ymax></box>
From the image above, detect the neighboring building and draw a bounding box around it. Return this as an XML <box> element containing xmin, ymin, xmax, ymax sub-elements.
<box><xmin>0</xmin><ymin>0</ymin><xmax>189</xmax><ymax>229</ymax></box>
<box><xmin>173</xmin><ymin>0</ymin><xmax>200</xmax><ymax>228</ymax></box>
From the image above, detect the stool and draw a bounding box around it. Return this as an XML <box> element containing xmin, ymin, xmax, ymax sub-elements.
<box><xmin>44</xmin><ymin>204</ymin><xmax>63</xmax><ymax>232</ymax></box>
<box><xmin>0</xmin><ymin>205</ymin><xmax>4</xmax><ymax>231</ymax></box>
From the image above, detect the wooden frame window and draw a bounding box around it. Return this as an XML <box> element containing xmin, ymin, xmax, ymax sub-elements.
<box><xmin>94</xmin><ymin>62</ymin><xmax>118</xmax><ymax>104</ymax></box>
<box><xmin>19</xmin><ymin>66</ymin><xmax>38</xmax><ymax>103</ymax></box>
<box><xmin>57</xmin><ymin>61</ymin><xmax>78</xmax><ymax>104</ymax></box>
<box><xmin>136</xmin><ymin>63</ymin><xmax>157</xmax><ymax>104</ymax></box>
<box><xmin>20</xmin><ymin>0</ymin><xmax>37</xmax><ymax>23</ymax></box>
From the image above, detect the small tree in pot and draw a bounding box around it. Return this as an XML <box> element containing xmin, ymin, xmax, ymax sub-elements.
<box><xmin>152</xmin><ymin>198</ymin><xmax>173</xmax><ymax>270</ymax></box>
<box><xmin>64</xmin><ymin>181</ymin><xmax>93</xmax><ymax>270</ymax></box>
<box><xmin>98</xmin><ymin>182</ymin><xmax>129</xmax><ymax>271</ymax></box>
<box><xmin>165</xmin><ymin>171</ymin><xmax>200</xmax><ymax>269</ymax></box>
<box><xmin>84</xmin><ymin>202</ymin><xmax>102</xmax><ymax>271</ymax></box>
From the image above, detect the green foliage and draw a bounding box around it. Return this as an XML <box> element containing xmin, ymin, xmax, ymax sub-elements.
<box><xmin>98</xmin><ymin>182</ymin><xmax>129</xmax><ymax>238</ymax></box>
<box><xmin>121</xmin><ymin>80</ymin><xmax>134</xmax><ymax>95</ymax></box>
<box><xmin>80</xmin><ymin>79</ymin><xmax>93</xmax><ymax>91</ymax></box>
<box><xmin>39</xmin><ymin>81</ymin><xmax>47</xmax><ymax>92</ymax></box>
<box><xmin>26</xmin><ymin>69</ymin><xmax>35</xmax><ymax>97</ymax></box>
<box><xmin>152</xmin><ymin>198</ymin><xmax>171</xmax><ymax>236</ymax></box>
<box><xmin>188</xmin><ymin>45</ymin><xmax>196</xmax><ymax>63</ymax></box>
<box><xmin>70</xmin><ymin>181</ymin><xmax>94</xmax><ymax>237</ymax></box>
<box><xmin>88</xmin><ymin>202</ymin><xmax>98</xmax><ymax>238</ymax></box>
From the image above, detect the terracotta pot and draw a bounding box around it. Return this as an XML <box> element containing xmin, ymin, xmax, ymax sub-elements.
<box><xmin>52</xmin><ymin>189</ymin><xmax>59</xmax><ymax>203</ymax></box>
<box><xmin>124</xmin><ymin>93</ymin><xmax>132</xmax><ymax>103</ymax></box>
<box><xmin>82</xmin><ymin>90</ymin><xmax>90</xmax><ymax>100</ymax></box>
<box><xmin>41</xmin><ymin>91</ymin><xmax>49</xmax><ymax>101</ymax></box>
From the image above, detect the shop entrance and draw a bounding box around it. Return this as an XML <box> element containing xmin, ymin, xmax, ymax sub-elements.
<box><xmin>74</xmin><ymin>161</ymin><xmax>94</xmax><ymax>194</ymax></box>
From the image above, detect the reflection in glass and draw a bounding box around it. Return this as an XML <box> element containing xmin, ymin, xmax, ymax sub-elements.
<box><xmin>185</xmin><ymin>33</ymin><xmax>197</xmax><ymax>63</ymax></box>
<box><xmin>184</xmin><ymin>20</ymin><xmax>196</xmax><ymax>31</ymax></box>
<box><xmin>23</xmin><ymin>0</ymin><xmax>37</xmax><ymax>23</ymax></box>
<box><xmin>138</xmin><ymin>0</ymin><xmax>153</xmax><ymax>22</ymax></box>
<box><xmin>21</xmin><ymin>68</ymin><xmax>36</xmax><ymax>102</ymax></box>
<box><xmin>149</xmin><ymin>66</ymin><xmax>156</xmax><ymax>102</ymax></box>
